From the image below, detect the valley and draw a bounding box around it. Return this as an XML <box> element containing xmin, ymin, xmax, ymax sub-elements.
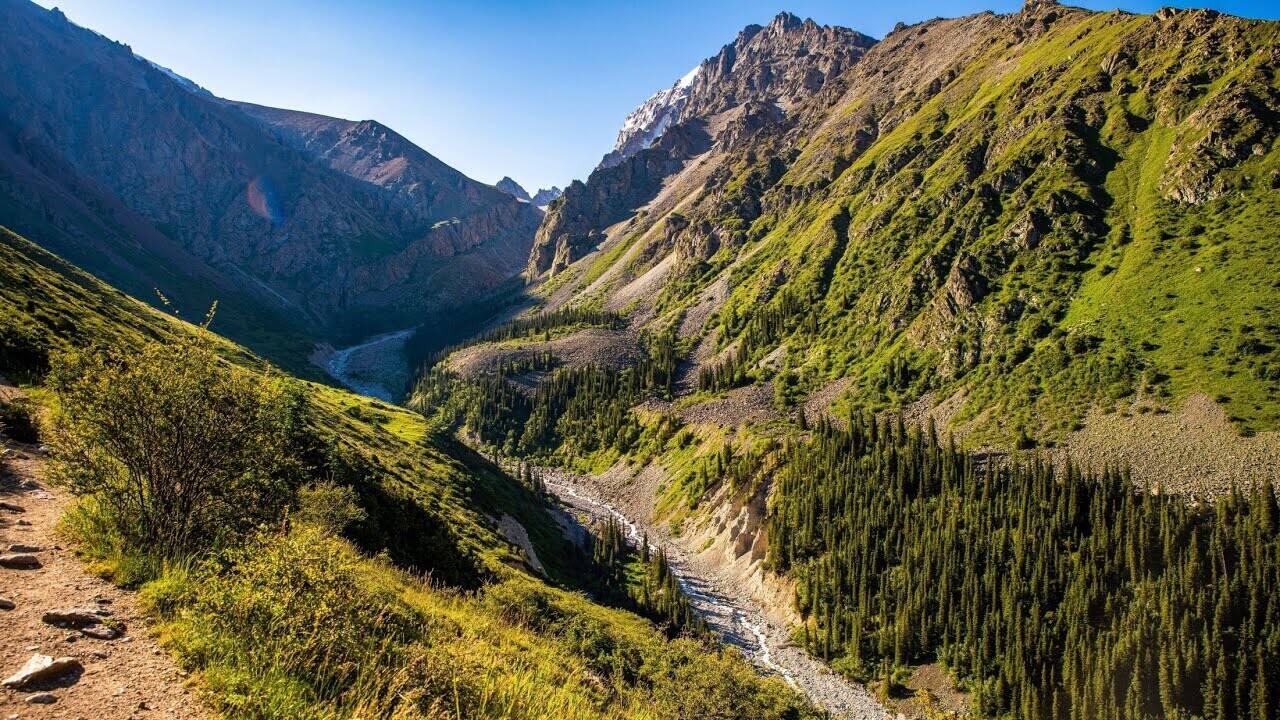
<box><xmin>3</xmin><ymin>0</ymin><xmax>1280</xmax><ymax>718</ymax></box>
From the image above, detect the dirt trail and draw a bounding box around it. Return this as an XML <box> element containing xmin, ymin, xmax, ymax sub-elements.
<box><xmin>0</xmin><ymin>383</ymin><xmax>207</xmax><ymax>718</ymax></box>
<box><xmin>538</xmin><ymin>467</ymin><xmax>887</xmax><ymax>720</ymax></box>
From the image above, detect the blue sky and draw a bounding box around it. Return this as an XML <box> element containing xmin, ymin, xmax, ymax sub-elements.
<box><xmin>35</xmin><ymin>0</ymin><xmax>1280</xmax><ymax>191</ymax></box>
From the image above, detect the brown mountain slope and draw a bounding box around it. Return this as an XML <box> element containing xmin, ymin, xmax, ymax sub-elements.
<box><xmin>0</xmin><ymin>0</ymin><xmax>539</xmax><ymax>363</ymax></box>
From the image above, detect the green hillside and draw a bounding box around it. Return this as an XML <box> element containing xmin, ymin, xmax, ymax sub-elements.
<box><xmin>0</xmin><ymin>223</ymin><xmax>812</xmax><ymax>720</ymax></box>
<box><xmin>674</xmin><ymin>6</ymin><xmax>1279</xmax><ymax>445</ymax></box>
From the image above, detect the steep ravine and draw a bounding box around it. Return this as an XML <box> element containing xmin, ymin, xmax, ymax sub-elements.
<box><xmin>538</xmin><ymin>468</ymin><xmax>887</xmax><ymax>720</ymax></box>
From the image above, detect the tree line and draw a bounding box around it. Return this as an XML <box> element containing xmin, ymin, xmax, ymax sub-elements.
<box><xmin>768</xmin><ymin>413</ymin><xmax>1280</xmax><ymax>720</ymax></box>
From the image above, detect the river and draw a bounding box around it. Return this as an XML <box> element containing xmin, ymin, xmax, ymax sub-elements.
<box><xmin>538</xmin><ymin>468</ymin><xmax>888</xmax><ymax>720</ymax></box>
<box><xmin>325</xmin><ymin>328</ymin><xmax>417</xmax><ymax>402</ymax></box>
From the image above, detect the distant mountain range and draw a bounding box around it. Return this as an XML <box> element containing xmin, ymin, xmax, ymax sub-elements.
<box><xmin>0</xmin><ymin>0</ymin><xmax>540</xmax><ymax>367</ymax></box>
<box><xmin>495</xmin><ymin>176</ymin><xmax>562</xmax><ymax>210</ymax></box>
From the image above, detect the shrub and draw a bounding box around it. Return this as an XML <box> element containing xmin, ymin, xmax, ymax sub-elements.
<box><xmin>295</xmin><ymin>480</ymin><xmax>366</xmax><ymax>535</ymax></box>
<box><xmin>48</xmin><ymin>332</ymin><xmax>304</xmax><ymax>556</ymax></box>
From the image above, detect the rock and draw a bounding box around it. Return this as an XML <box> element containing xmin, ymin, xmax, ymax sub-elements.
<box><xmin>0</xmin><ymin>597</ymin><xmax>14</xmax><ymax>610</ymax></box>
<box><xmin>42</xmin><ymin>607</ymin><xmax>113</xmax><ymax>628</ymax></box>
<box><xmin>7</xmin><ymin>543</ymin><xmax>41</xmax><ymax>553</ymax></box>
<box><xmin>0</xmin><ymin>553</ymin><xmax>40</xmax><ymax>569</ymax></box>
<box><xmin>16</xmin><ymin>519</ymin><xmax>30</xmax><ymax>526</ymax></box>
<box><xmin>80</xmin><ymin>625</ymin><xmax>122</xmax><ymax>640</ymax></box>
<box><xmin>27</xmin><ymin>692</ymin><xmax>57</xmax><ymax>704</ymax></box>
<box><xmin>90</xmin><ymin>650</ymin><xmax>108</xmax><ymax>660</ymax></box>
<box><xmin>0</xmin><ymin>501</ymin><xmax>23</xmax><ymax>513</ymax></box>
<box><xmin>1</xmin><ymin>654</ymin><xmax>82</xmax><ymax>689</ymax></box>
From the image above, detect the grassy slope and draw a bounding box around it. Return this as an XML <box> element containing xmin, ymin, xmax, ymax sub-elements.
<box><xmin>606</xmin><ymin>6</ymin><xmax>1280</xmax><ymax>447</ymax></box>
<box><xmin>0</xmin><ymin>223</ymin><xmax>810</xmax><ymax>719</ymax></box>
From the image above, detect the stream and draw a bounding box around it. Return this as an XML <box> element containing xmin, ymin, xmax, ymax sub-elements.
<box><xmin>539</xmin><ymin>469</ymin><xmax>888</xmax><ymax>720</ymax></box>
<box><xmin>325</xmin><ymin>328</ymin><xmax>416</xmax><ymax>402</ymax></box>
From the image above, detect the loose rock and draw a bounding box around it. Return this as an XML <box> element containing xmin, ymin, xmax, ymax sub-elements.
<box><xmin>1</xmin><ymin>654</ymin><xmax>83</xmax><ymax>689</ymax></box>
<box><xmin>0</xmin><ymin>553</ymin><xmax>41</xmax><ymax>569</ymax></box>
<box><xmin>43</xmin><ymin>607</ymin><xmax>113</xmax><ymax>628</ymax></box>
<box><xmin>0</xmin><ymin>597</ymin><xmax>14</xmax><ymax>610</ymax></box>
<box><xmin>26</xmin><ymin>692</ymin><xmax>57</xmax><ymax>704</ymax></box>
<box><xmin>0</xmin><ymin>501</ymin><xmax>23</xmax><ymax>513</ymax></box>
<box><xmin>81</xmin><ymin>625</ymin><xmax>122</xmax><ymax>640</ymax></box>
<box><xmin>7</xmin><ymin>543</ymin><xmax>42</xmax><ymax>553</ymax></box>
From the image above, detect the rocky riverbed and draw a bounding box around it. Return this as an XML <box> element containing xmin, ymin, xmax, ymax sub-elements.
<box><xmin>539</xmin><ymin>468</ymin><xmax>887</xmax><ymax>720</ymax></box>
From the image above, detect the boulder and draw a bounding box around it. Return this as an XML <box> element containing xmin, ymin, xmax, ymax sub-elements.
<box><xmin>1</xmin><ymin>654</ymin><xmax>82</xmax><ymax>689</ymax></box>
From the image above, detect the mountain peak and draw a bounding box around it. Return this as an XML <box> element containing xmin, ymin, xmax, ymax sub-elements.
<box><xmin>769</xmin><ymin>11</ymin><xmax>803</xmax><ymax>31</ymax></box>
<box><xmin>496</xmin><ymin>176</ymin><xmax>531</xmax><ymax>202</ymax></box>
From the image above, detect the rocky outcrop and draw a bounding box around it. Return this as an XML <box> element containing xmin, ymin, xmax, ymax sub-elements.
<box><xmin>0</xmin><ymin>0</ymin><xmax>540</xmax><ymax>349</ymax></box>
<box><xmin>599</xmin><ymin>66</ymin><xmax>699</xmax><ymax>169</ymax></box>
<box><xmin>530</xmin><ymin>186</ymin><xmax>562</xmax><ymax>208</ymax></box>
<box><xmin>528</xmin><ymin>12</ymin><xmax>877</xmax><ymax>279</ymax></box>
<box><xmin>495</xmin><ymin>176</ymin><xmax>532</xmax><ymax>202</ymax></box>
<box><xmin>528</xmin><ymin>122</ymin><xmax>713</xmax><ymax>277</ymax></box>
<box><xmin>682</xmin><ymin>12</ymin><xmax>876</xmax><ymax>119</ymax></box>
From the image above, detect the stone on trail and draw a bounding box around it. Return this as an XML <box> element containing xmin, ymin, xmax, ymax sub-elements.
<box><xmin>0</xmin><ymin>553</ymin><xmax>40</xmax><ymax>569</ymax></box>
<box><xmin>0</xmin><ymin>597</ymin><xmax>14</xmax><ymax>610</ymax></box>
<box><xmin>42</xmin><ymin>607</ymin><xmax>112</xmax><ymax>628</ymax></box>
<box><xmin>80</xmin><ymin>625</ymin><xmax>122</xmax><ymax>640</ymax></box>
<box><xmin>1</xmin><ymin>654</ymin><xmax>82</xmax><ymax>689</ymax></box>
<box><xmin>26</xmin><ymin>692</ymin><xmax>57</xmax><ymax>704</ymax></box>
<box><xmin>0</xmin><ymin>501</ymin><xmax>23</xmax><ymax>513</ymax></box>
<box><xmin>6</xmin><ymin>543</ymin><xmax>41</xmax><ymax>553</ymax></box>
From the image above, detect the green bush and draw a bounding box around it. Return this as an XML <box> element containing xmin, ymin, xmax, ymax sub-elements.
<box><xmin>48</xmin><ymin>333</ymin><xmax>305</xmax><ymax>556</ymax></box>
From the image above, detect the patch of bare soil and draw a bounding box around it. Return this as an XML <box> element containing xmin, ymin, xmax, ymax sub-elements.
<box><xmin>1053</xmin><ymin>394</ymin><xmax>1280</xmax><ymax>496</ymax></box>
<box><xmin>888</xmin><ymin>663</ymin><xmax>971</xmax><ymax>719</ymax></box>
<box><xmin>495</xmin><ymin>514</ymin><xmax>544</xmax><ymax>575</ymax></box>
<box><xmin>446</xmin><ymin>328</ymin><xmax>641</xmax><ymax>379</ymax></box>
<box><xmin>0</xmin><ymin>388</ymin><xmax>207</xmax><ymax>718</ymax></box>
<box><xmin>679</xmin><ymin>383</ymin><xmax>781</xmax><ymax>427</ymax></box>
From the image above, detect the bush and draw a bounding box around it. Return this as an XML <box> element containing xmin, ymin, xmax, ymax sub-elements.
<box><xmin>295</xmin><ymin>480</ymin><xmax>366</xmax><ymax>535</ymax></box>
<box><xmin>48</xmin><ymin>332</ymin><xmax>305</xmax><ymax>556</ymax></box>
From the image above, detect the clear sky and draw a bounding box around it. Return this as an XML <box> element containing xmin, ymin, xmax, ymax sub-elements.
<box><xmin>34</xmin><ymin>0</ymin><xmax>1280</xmax><ymax>192</ymax></box>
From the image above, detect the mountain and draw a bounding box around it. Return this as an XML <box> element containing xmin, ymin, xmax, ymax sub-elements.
<box><xmin>495</xmin><ymin>176</ymin><xmax>532</xmax><ymax>202</ymax></box>
<box><xmin>0</xmin><ymin>0</ymin><xmax>540</xmax><ymax>367</ymax></box>
<box><xmin>528</xmin><ymin>12</ymin><xmax>877</xmax><ymax>277</ymax></box>
<box><xmin>518</xmin><ymin>1</ymin><xmax>1280</xmax><ymax>473</ymax></box>
<box><xmin>598</xmin><ymin>66</ymin><xmax>700</xmax><ymax>170</ymax></box>
<box><xmin>530</xmin><ymin>186</ymin><xmax>562</xmax><ymax>209</ymax></box>
<box><xmin>415</xmin><ymin>4</ymin><xmax>1280</xmax><ymax>718</ymax></box>
<box><xmin>497</xmin><ymin>177</ymin><xmax>562</xmax><ymax>210</ymax></box>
